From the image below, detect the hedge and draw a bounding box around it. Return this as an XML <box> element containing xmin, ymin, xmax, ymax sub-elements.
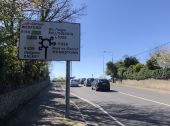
<box><xmin>123</xmin><ymin>67</ymin><xmax>170</xmax><ymax>80</ymax></box>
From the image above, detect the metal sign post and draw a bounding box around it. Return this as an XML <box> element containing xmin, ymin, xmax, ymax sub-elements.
<box><xmin>65</xmin><ymin>60</ymin><xmax>70</xmax><ymax>118</ymax></box>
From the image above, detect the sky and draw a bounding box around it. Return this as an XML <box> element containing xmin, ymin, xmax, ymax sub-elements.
<box><xmin>49</xmin><ymin>0</ymin><xmax>170</xmax><ymax>79</ymax></box>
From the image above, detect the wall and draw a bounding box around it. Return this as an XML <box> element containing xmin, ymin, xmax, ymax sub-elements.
<box><xmin>119</xmin><ymin>79</ymin><xmax>170</xmax><ymax>91</ymax></box>
<box><xmin>0</xmin><ymin>80</ymin><xmax>49</xmax><ymax>122</ymax></box>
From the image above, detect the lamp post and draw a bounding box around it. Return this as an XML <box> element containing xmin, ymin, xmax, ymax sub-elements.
<box><xmin>104</xmin><ymin>51</ymin><xmax>113</xmax><ymax>63</ymax></box>
<box><xmin>104</xmin><ymin>51</ymin><xmax>114</xmax><ymax>82</ymax></box>
<box><xmin>103</xmin><ymin>55</ymin><xmax>105</xmax><ymax>75</ymax></box>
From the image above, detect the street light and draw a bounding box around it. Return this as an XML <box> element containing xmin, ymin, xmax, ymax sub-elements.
<box><xmin>103</xmin><ymin>55</ymin><xmax>105</xmax><ymax>75</ymax></box>
<box><xmin>104</xmin><ymin>51</ymin><xmax>113</xmax><ymax>63</ymax></box>
<box><xmin>104</xmin><ymin>51</ymin><xmax>115</xmax><ymax>82</ymax></box>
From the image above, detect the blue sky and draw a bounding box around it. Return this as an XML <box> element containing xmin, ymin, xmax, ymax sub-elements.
<box><xmin>50</xmin><ymin>0</ymin><xmax>170</xmax><ymax>79</ymax></box>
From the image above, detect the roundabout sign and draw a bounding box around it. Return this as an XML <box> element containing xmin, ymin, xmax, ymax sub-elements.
<box><xmin>19</xmin><ymin>21</ymin><xmax>80</xmax><ymax>61</ymax></box>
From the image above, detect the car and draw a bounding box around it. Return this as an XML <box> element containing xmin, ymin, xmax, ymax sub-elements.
<box><xmin>108</xmin><ymin>78</ymin><xmax>112</xmax><ymax>82</ymax></box>
<box><xmin>80</xmin><ymin>78</ymin><xmax>86</xmax><ymax>84</ymax></box>
<box><xmin>70</xmin><ymin>79</ymin><xmax>79</xmax><ymax>87</ymax></box>
<box><xmin>91</xmin><ymin>79</ymin><xmax>110</xmax><ymax>91</ymax></box>
<box><xmin>84</xmin><ymin>78</ymin><xmax>94</xmax><ymax>86</ymax></box>
<box><xmin>52</xmin><ymin>78</ymin><xmax>57</xmax><ymax>82</ymax></box>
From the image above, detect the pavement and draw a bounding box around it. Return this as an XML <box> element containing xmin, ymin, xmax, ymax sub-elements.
<box><xmin>4</xmin><ymin>82</ymin><xmax>85</xmax><ymax>126</ymax></box>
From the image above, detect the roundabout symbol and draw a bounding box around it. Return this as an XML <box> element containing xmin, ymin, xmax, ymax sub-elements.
<box><xmin>39</xmin><ymin>36</ymin><xmax>56</xmax><ymax>59</ymax></box>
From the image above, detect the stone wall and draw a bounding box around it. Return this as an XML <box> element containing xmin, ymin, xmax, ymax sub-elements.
<box><xmin>119</xmin><ymin>79</ymin><xmax>170</xmax><ymax>91</ymax></box>
<box><xmin>0</xmin><ymin>80</ymin><xmax>49</xmax><ymax>122</ymax></box>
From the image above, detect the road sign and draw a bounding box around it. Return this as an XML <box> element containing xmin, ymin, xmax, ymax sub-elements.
<box><xmin>19</xmin><ymin>21</ymin><xmax>80</xmax><ymax>61</ymax></box>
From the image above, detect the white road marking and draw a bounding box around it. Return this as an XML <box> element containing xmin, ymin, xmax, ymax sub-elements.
<box><xmin>118</xmin><ymin>91</ymin><xmax>170</xmax><ymax>107</ymax></box>
<box><xmin>71</xmin><ymin>92</ymin><xmax>126</xmax><ymax>126</ymax></box>
<box><xmin>61</xmin><ymin>86</ymin><xmax>88</xmax><ymax>125</ymax></box>
<box><xmin>71</xmin><ymin>101</ymin><xmax>88</xmax><ymax>126</ymax></box>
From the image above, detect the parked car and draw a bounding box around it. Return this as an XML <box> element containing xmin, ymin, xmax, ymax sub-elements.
<box><xmin>84</xmin><ymin>78</ymin><xmax>94</xmax><ymax>86</ymax></box>
<box><xmin>80</xmin><ymin>78</ymin><xmax>86</xmax><ymax>84</ymax></box>
<box><xmin>108</xmin><ymin>78</ymin><xmax>112</xmax><ymax>82</ymax></box>
<box><xmin>91</xmin><ymin>79</ymin><xmax>110</xmax><ymax>91</ymax></box>
<box><xmin>52</xmin><ymin>78</ymin><xmax>57</xmax><ymax>82</ymax></box>
<box><xmin>70</xmin><ymin>79</ymin><xmax>79</xmax><ymax>87</ymax></box>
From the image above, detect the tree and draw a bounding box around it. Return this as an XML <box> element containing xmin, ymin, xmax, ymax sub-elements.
<box><xmin>153</xmin><ymin>49</ymin><xmax>170</xmax><ymax>68</ymax></box>
<box><xmin>136</xmin><ymin>66</ymin><xmax>151</xmax><ymax>80</ymax></box>
<box><xmin>146</xmin><ymin>56</ymin><xmax>160</xmax><ymax>70</ymax></box>
<box><xmin>106</xmin><ymin>61</ymin><xmax>117</xmax><ymax>82</ymax></box>
<box><xmin>57</xmin><ymin>76</ymin><xmax>66</xmax><ymax>82</ymax></box>
<box><xmin>134</xmin><ymin>63</ymin><xmax>144</xmax><ymax>72</ymax></box>
<box><xmin>22</xmin><ymin>0</ymin><xmax>86</xmax><ymax>22</ymax></box>
<box><xmin>124</xmin><ymin>56</ymin><xmax>139</xmax><ymax>68</ymax></box>
<box><xmin>115</xmin><ymin>60</ymin><xmax>126</xmax><ymax>80</ymax></box>
<box><xmin>0</xmin><ymin>0</ymin><xmax>86</xmax><ymax>92</ymax></box>
<box><xmin>115</xmin><ymin>60</ymin><xmax>125</xmax><ymax>68</ymax></box>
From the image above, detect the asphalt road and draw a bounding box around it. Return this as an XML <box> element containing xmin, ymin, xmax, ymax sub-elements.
<box><xmin>69</xmin><ymin>83</ymin><xmax>170</xmax><ymax>126</ymax></box>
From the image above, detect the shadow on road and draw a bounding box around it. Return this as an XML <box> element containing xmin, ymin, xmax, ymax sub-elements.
<box><xmin>98</xmin><ymin>103</ymin><xmax>170</xmax><ymax>126</ymax></box>
<box><xmin>71</xmin><ymin>96</ymin><xmax>121</xmax><ymax>126</ymax></box>
<box><xmin>71</xmin><ymin>93</ymin><xmax>170</xmax><ymax>126</ymax></box>
<box><xmin>96</xmin><ymin>90</ymin><xmax>118</xmax><ymax>93</ymax></box>
<box><xmin>70</xmin><ymin>86</ymin><xmax>81</xmax><ymax>88</ymax></box>
<box><xmin>109</xmin><ymin>90</ymin><xmax>118</xmax><ymax>93</ymax></box>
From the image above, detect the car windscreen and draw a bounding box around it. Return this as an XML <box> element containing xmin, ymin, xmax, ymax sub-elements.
<box><xmin>89</xmin><ymin>78</ymin><xmax>94</xmax><ymax>80</ymax></box>
<box><xmin>99</xmin><ymin>79</ymin><xmax>108</xmax><ymax>83</ymax></box>
<box><xmin>71</xmin><ymin>79</ymin><xmax>78</xmax><ymax>82</ymax></box>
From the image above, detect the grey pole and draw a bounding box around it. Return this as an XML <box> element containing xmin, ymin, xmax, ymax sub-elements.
<box><xmin>103</xmin><ymin>55</ymin><xmax>105</xmax><ymax>75</ymax></box>
<box><xmin>65</xmin><ymin>61</ymin><xmax>70</xmax><ymax>118</ymax></box>
<box><xmin>70</xmin><ymin>61</ymin><xmax>72</xmax><ymax>78</ymax></box>
<box><xmin>111</xmin><ymin>53</ymin><xmax>113</xmax><ymax>63</ymax></box>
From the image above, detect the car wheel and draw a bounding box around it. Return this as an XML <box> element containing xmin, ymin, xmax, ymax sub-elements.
<box><xmin>95</xmin><ymin>87</ymin><xmax>99</xmax><ymax>91</ymax></box>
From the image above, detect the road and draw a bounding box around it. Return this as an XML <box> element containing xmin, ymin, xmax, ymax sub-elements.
<box><xmin>69</xmin><ymin>83</ymin><xmax>170</xmax><ymax>126</ymax></box>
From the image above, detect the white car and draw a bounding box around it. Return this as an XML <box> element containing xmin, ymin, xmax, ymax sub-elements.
<box><xmin>70</xmin><ymin>79</ymin><xmax>79</xmax><ymax>87</ymax></box>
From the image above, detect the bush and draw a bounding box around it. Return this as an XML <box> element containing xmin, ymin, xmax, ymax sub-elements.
<box><xmin>150</xmin><ymin>68</ymin><xmax>170</xmax><ymax>80</ymax></box>
<box><xmin>123</xmin><ymin>66</ymin><xmax>170</xmax><ymax>80</ymax></box>
<box><xmin>0</xmin><ymin>45</ymin><xmax>49</xmax><ymax>94</ymax></box>
<box><xmin>123</xmin><ymin>65</ymin><xmax>136</xmax><ymax>80</ymax></box>
<box><xmin>162</xmin><ymin>68</ymin><xmax>170</xmax><ymax>79</ymax></box>
<box><xmin>136</xmin><ymin>67</ymin><xmax>151</xmax><ymax>80</ymax></box>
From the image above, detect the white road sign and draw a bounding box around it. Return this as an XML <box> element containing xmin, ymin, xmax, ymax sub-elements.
<box><xmin>19</xmin><ymin>21</ymin><xmax>80</xmax><ymax>61</ymax></box>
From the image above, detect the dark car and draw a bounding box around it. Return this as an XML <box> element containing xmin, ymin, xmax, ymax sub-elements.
<box><xmin>84</xmin><ymin>78</ymin><xmax>94</xmax><ymax>86</ymax></box>
<box><xmin>91</xmin><ymin>79</ymin><xmax>110</xmax><ymax>91</ymax></box>
<box><xmin>80</xmin><ymin>78</ymin><xmax>86</xmax><ymax>84</ymax></box>
<box><xmin>52</xmin><ymin>78</ymin><xmax>57</xmax><ymax>82</ymax></box>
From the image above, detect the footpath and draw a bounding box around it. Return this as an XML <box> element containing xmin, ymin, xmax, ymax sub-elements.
<box><xmin>4</xmin><ymin>82</ymin><xmax>85</xmax><ymax>126</ymax></box>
